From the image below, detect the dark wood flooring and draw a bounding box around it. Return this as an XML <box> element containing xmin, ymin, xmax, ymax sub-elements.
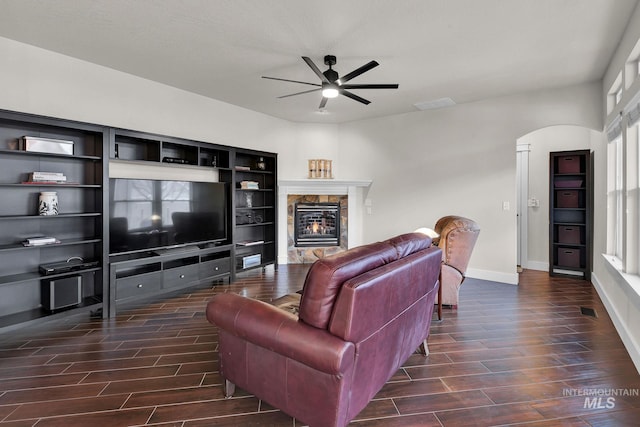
<box><xmin>0</xmin><ymin>266</ymin><xmax>639</xmax><ymax>426</ymax></box>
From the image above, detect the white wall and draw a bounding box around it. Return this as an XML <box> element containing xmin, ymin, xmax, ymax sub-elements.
<box><xmin>596</xmin><ymin>1</ymin><xmax>640</xmax><ymax>372</ymax></box>
<box><xmin>0</xmin><ymin>35</ymin><xmax>602</xmax><ymax>286</ymax></box>
<box><xmin>518</xmin><ymin>126</ymin><xmax>603</xmax><ymax>270</ymax></box>
<box><xmin>0</xmin><ymin>36</ymin><xmax>342</xmax><ymax>181</ymax></box>
<box><xmin>338</xmin><ymin>85</ymin><xmax>602</xmax><ymax>284</ymax></box>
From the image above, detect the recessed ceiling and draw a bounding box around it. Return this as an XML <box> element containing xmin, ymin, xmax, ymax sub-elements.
<box><xmin>0</xmin><ymin>0</ymin><xmax>637</xmax><ymax>123</ymax></box>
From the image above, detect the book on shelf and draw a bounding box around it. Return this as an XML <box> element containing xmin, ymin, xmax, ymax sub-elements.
<box><xmin>236</xmin><ymin>240</ymin><xmax>264</xmax><ymax>246</ymax></box>
<box><xmin>22</xmin><ymin>236</ymin><xmax>60</xmax><ymax>247</ymax></box>
<box><xmin>235</xmin><ymin>165</ymin><xmax>251</xmax><ymax>171</ymax></box>
<box><xmin>26</xmin><ymin>171</ymin><xmax>69</xmax><ymax>184</ymax></box>
<box><xmin>240</xmin><ymin>180</ymin><xmax>259</xmax><ymax>189</ymax></box>
<box><xmin>29</xmin><ymin>172</ymin><xmax>67</xmax><ymax>181</ymax></box>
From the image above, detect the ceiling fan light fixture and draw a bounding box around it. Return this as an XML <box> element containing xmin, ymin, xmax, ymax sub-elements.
<box><xmin>264</xmin><ymin>55</ymin><xmax>398</xmax><ymax>107</ymax></box>
<box><xmin>322</xmin><ymin>83</ymin><xmax>339</xmax><ymax>98</ymax></box>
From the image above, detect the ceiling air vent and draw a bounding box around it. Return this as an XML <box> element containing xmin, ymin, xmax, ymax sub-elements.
<box><xmin>413</xmin><ymin>97</ymin><xmax>456</xmax><ymax>111</ymax></box>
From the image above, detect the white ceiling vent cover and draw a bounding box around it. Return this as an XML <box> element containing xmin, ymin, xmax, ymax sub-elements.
<box><xmin>414</xmin><ymin>97</ymin><xmax>456</xmax><ymax>111</ymax></box>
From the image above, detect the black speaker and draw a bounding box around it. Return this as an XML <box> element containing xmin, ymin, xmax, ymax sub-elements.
<box><xmin>41</xmin><ymin>275</ymin><xmax>82</xmax><ymax>311</ymax></box>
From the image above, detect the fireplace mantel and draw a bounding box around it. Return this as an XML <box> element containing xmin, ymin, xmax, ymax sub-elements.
<box><xmin>278</xmin><ymin>179</ymin><xmax>372</xmax><ymax>264</ymax></box>
<box><xmin>278</xmin><ymin>179</ymin><xmax>372</xmax><ymax>194</ymax></box>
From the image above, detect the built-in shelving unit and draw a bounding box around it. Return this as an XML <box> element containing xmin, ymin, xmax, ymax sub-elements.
<box><xmin>549</xmin><ymin>150</ymin><xmax>593</xmax><ymax>280</ymax></box>
<box><xmin>0</xmin><ymin>110</ymin><xmax>107</xmax><ymax>332</ymax></box>
<box><xmin>0</xmin><ymin>110</ymin><xmax>278</xmax><ymax>328</ymax></box>
<box><xmin>107</xmin><ymin>129</ymin><xmax>279</xmax><ymax>311</ymax></box>
<box><xmin>226</xmin><ymin>150</ymin><xmax>278</xmax><ymax>274</ymax></box>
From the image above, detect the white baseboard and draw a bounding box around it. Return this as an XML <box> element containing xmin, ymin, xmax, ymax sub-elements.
<box><xmin>524</xmin><ymin>260</ymin><xmax>548</xmax><ymax>272</ymax></box>
<box><xmin>466</xmin><ymin>268</ymin><xmax>519</xmax><ymax>285</ymax></box>
<box><xmin>591</xmin><ymin>272</ymin><xmax>640</xmax><ymax>373</ymax></box>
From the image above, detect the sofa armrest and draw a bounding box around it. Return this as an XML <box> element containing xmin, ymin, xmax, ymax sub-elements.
<box><xmin>207</xmin><ymin>293</ymin><xmax>355</xmax><ymax>375</ymax></box>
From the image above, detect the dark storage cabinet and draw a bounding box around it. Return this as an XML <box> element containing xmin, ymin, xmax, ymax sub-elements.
<box><xmin>0</xmin><ymin>110</ymin><xmax>279</xmax><ymax>326</ymax></box>
<box><xmin>549</xmin><ymin>150</ymin><xmax>592</xmax><ymax>280</ymax></box>
<box><xmin>109</xmin><ymin>129</ymin><xmax>278</xmax><ymax>281</ymax></box>
<box><xmin>220</xmin><ymin>149</ymin><xmax>278</xmax><ymax>275</ymax></box>
<box><xmin>0</xmin><ymin>110</ymin><xmax>107</xmax><ymax>331</ymax></box>
<box><xmin>108</xmin><ymin>246</ymin><xmax>232</xmax><ymax>316</ymax></box>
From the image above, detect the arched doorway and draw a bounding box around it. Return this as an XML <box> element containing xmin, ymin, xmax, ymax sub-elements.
<box><xmin>516</xmin><ymin>125</ymin><xmax>601</xmax><ymax>272</ymax></box>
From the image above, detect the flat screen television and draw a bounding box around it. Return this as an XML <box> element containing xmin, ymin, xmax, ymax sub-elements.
<box><xmin>109</xmin><ymin>178</ymin><xmax>227</xmax><ymax>255</ymax></box>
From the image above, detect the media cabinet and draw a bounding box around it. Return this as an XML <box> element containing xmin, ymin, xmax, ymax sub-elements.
<box><xmin>0</xmin><ymin>109</ymin><xmax>277</xmax><ymax>332</ymax></box>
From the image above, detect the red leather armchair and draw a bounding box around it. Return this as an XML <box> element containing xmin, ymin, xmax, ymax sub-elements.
<box><xmin>206</xmin><ymin>233</ymin><xmax>441</xmax><ymax>427</ymax></box>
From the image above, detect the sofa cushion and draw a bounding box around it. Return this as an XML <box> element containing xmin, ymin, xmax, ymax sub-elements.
<box><xmin>298</xmin><ymin>241</ymin><xmax>398</xmax><ymax>329</ymax></box>
<box><xmin>385</xmin><ymin>233</ymin><xmax>432</xmax><ymax>258</ymax></box>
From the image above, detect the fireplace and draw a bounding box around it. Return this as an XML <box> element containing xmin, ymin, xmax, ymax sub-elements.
<box><xmin>294</xmin><ymin>202</ymin><xmax>340</xmax><ymax>247</ymax></box>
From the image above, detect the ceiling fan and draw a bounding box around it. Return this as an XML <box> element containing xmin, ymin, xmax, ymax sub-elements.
<box><xmin>262</xmin><ymin>55</ymin><xmax>399</xmax><ymax>108</ymax></box>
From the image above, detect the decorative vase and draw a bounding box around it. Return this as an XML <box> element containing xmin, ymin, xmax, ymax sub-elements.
<box><xmin>39</xmin><ymin>191</ymin><xmax>59</xmax><ymax>216</ymax></box>
<box><xmin>245</xmin><ymin>192</ymin><xmax>253</xmax><ymax>208</ymax></box>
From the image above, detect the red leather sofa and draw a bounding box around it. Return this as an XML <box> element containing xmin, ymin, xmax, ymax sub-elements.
<box><xmin>206</xmin><ymin>232</ymin><xmax>442</xmax><ymax>427</ymax></box>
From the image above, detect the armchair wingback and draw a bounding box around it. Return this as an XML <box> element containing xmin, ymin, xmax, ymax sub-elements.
<box><xmin>206</xmin><ymin>233</ymin><xmax>442</xmax><ymax>427</ymax></box>
<box><xmin>433</xmin><ymin>215</ymin><xmax>480</xmax><ymax>307</ymax></box>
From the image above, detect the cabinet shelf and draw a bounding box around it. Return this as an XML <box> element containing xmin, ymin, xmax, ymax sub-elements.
<box><xmin>0</xmin><ymin>296</ymin><xmax>102</xmax><ymax>331</ymax></box>
<box><xmin>110</xmin><ymin>157</ymin><xmax>229</xmax><ymax>172</ymax></box>
<box><xmin>236</xmin><ymin>221</ymin><xmax>275</xmax><ymax>229</ymax></box>
<box><xmin>0</xmin><ymin>238</ymin><xmax>101</xmax><ymax>253</ymax></box>
<box><xmin>553</xmin><ymin>172</ymin><xmax>586</xmax><ymax>176</ymax></box>
<box><xmin>236</xmin><ymin>263</ymin><xmax>271</xmax><ymax>272</ymax></box>
<box><xmin>235</xmin><ymin>240</ymin><xmax>275</xmax><ymax>247</ymax></box>
<box><xmin>0</xmin><ymin>183</ymin><xmax>101</xmax><ymax>188</ymax></box>
<box><xmin>0</xmin><ymin>267</ymin><xmax>101</xmax><ymax>287</ymax></box>
<box><xmin>551</xmin><ymin>265</ymin><xmax>586</xmax><ymax>272</ymax></box>
<box><xmin>235</xmin><ymin>188</ymin><xmax>274</xmax><ymax>192</ymax></box>
<box><xmin>0</xmin><ymin>148</ymin><xmax>101</xmax><ymax>161</ymax></box>
<box><xmin>0</xmin><ymin>212</ymin><xmax>101</xmax><ymax>220</ymax></box>
<box><xmin>235</xmin><ymin>168</ymin><xmax>274</xmax><ymax>175</ymax></box>
<box><xmin>552</xmin><ymin>241</ymin><xmax>586</xmax><ymax>247</ymax></box>
<box><xmin>553</xmin><ymin>187</ymin><xmax>584</xmax><ymax>190</ymax></box>
<box><xmin>235</xmin><ymin>205</ymin><xmax>274</xmax><ymax>210</ymax></box>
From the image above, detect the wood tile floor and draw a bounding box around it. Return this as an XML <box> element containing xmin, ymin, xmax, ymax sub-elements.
<box><xmin>0</xmin><ymin>266</ymin><xmax>639</xmax><ymax>426</ymax></box>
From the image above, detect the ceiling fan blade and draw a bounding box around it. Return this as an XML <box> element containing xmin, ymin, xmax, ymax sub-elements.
<box><xmin>302</xmin><ymin>56</ymin><xmax>330</xmax><ymax>83</ymax></box>
<box><xmin>340</xmin><ymin>90</ymin><xmax>371</xmax><ymax>105</ymax></box>
<box><xmin>339</xmin><ymin>60</ymin><xmax>379</xmax><ymax>83</ymax></box>
<box><xmin>319</xmin><ymin>97</ymin><xmax>328</xmax><ymax>109</ymax></box>
<box><xmin>341</xmin><ymin>83</ymin><xmax>399</xmax><ymax>90</ymax></box>
<box><xmin>262</xmin><ymin>76</ymin><xmax>321</xmax><ymax>87</ymax></box>
<box><xmin>277</xmin><ymin>88</ymin><xmax>322</xmax><ymax>99</ymax></box>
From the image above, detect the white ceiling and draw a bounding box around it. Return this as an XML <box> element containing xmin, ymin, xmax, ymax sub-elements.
<box><xmin>0</xmin><ymin>0</ymin><xmax>637</xmax><ymax>123</ymax></box>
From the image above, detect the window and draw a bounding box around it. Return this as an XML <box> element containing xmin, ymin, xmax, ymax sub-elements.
<box><xmin>607</xmin><ymin>97</ymin><xmax>640</xmax><ymax>276</ymax></box>
<box><xmin>615</xmin><ymin>137</ymin><xmax>623</xmax><ymax>259</ymax></box>
<box><xmin>607</xmin><ymin>72</ymin><xmax>623</xmax><ymax>114</ymax></box>
<box><xmin>616</xmin><ymin>88</ymin><xmax>623</xmax><ymax>105</ymax></box>
<box><xmin>160</xmin><ymin>181</ymin><xmax>191</xmax><ymax>227</ymax></box>
<box><xmin>112</xmin><ymin>179</ymin><xmax>154</xmax><ymax>230</ymax></box>
<box><xmin>607</xmin><ymin>134</ymin><xmax>623</xmax><ymax>260</ymax></box>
